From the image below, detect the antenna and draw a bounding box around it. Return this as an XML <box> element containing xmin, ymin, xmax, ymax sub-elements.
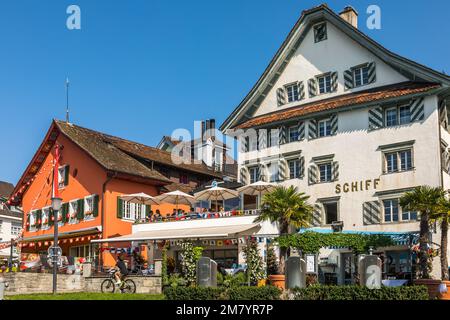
<box><xmin>65</xmin><ymin>77</ymin><xmax>70</xmax><ymax>123</ymax></box>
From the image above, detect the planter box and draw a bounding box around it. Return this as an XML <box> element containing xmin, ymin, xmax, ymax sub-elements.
<box><xmin>440</xmin><ymin>281</ymin><xmax>450</xmax><ymax>300</ymax></box>
<box><xmin>268</xmin><ymin>275</ymin><xmax>285</xmax><ymax>290</ymax></box>
<box><xmin>413</xmin><ymin>279</ymin><xmax>442</xmax><ymax>299</ymax></box>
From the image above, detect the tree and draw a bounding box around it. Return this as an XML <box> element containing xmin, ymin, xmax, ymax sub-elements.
<box><xmin>400</xmin><ymin>186</ymin><xmax>445</xmax><ymax>279</ymax></box>
<box><xmin>255</xmin><ymin>186</ymin><xmax>313</xmax><ymax>274</ymax></box>
<box><xmin>180</xmin><ymin>240</ymin><xmax>203</xmax><ymax>286</ymax></box>
<box><xmin>434</xmin><ymin>196</ymin><xmax>450</xmax><ymax>280</ymax></box>
<box><xmin>243</xmin><ymin>238</ymin><xmax>265</xmax><ymax>284</ymax></box>
<box><xmin>266</xmin><ymin>244</ymin><xmax>279</xmax><ymax>276</ymax></box>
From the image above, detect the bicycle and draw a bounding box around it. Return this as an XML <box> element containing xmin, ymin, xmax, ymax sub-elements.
<box><xmin>101</xmin><ymin>268</ymin><xmax>136</xmax><ymax>294</ymax></box>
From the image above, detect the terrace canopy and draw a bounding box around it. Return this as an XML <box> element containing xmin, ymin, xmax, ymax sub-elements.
<box><xmin>91</xmin><ymin>224</ymin><xmax>261</xmax><ymax>243</ymax></box>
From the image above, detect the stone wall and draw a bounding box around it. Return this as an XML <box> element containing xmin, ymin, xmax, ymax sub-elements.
<box><xmin>2</xmin><ymin>273</ymin><xmax>161</xmax><ymax>295</ymax></box>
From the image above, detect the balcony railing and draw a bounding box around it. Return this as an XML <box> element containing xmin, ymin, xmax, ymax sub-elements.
<box><xmin>133</xmin><ymin>209</ymin><xmax>261</xmax><ymax>224</ymax></box>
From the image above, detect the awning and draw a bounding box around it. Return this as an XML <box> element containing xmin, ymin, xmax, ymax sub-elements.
<box><xmin>20</xmin><ymin>226</ymin><xmax>102</xmax><ymax>242</ymax></box>
<box><xmin>298</xmin><ymin>228</ymin><xmax>419</xmax><ymax>246</ymax></box>
<box><xmin>91</xmin><ymin>224</ymin><xmax>261</xmax><ymax>243</ymax></box>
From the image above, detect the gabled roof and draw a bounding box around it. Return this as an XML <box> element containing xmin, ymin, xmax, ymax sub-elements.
<box><xmin>220</xmin><ymin>4</ymin><xmax>450</xmax><ymax>131</ymax></box>
<box><xmin>236</xmin><ymin>81</ymin><xmax>440</xmax><ymax>129</ymax></box>
<box><xmin>0</xmin><ymin>181</ymin><xmax>14</xmax><ymax>198</ymax></box>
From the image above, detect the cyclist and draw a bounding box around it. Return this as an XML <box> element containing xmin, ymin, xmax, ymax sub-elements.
<box><xmin>114</xmin><ymin>252</ymin><xmax>129</xmax><ymax>286</ymax></box>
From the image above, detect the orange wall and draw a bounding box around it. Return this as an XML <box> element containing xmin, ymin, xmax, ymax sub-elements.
<box><xmin>22</xmin><ymin>134</ymin><xmax>106</xmax><ymax>239</ymax></box>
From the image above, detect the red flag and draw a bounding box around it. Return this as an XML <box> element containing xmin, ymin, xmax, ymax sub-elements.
<box><xmin>53</xmin><ymin>145</ymin><xmax>60</xmax><ymax>198</ymax></box>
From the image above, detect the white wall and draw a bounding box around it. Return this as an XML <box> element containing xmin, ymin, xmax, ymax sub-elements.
<box><xmin>0</xmin><ymin>215</ymin><xmax>21</xmax><ymax>257</ymax></box>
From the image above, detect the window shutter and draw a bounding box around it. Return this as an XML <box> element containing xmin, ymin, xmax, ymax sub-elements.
<box><xmin>48</xmin><ymin>210</ymin><xmax>54</xmax><ymax>227</ymax></box>
<box><xmin>76</xmin><ymin>199</ymin><xmax>84</xmax><ymax>220</ymax></box>
<box><xmin>64</xmin><ymin>165</ymin><xmax>70</xmax><ymax>186</ymax></box>
<box><xmin>242</xmin><ymin>136</ymin><xmax>249</xmax><ymax>153</ymax></box>
<box><xmin>257</xmin><ymin>165</ymin><xmax>264</xmax><ymax>182</ymax></box>
<box><xmin>278</xmin><ymin>159</ymin><xmax>287</xmax><ymax>181</ymax></box>
<box><xmin>368</xmin><ymin>106</ymin><xmax>384</xmax><ymax>131</ymax></box>
<box><xmin>278</xmin><ymin>125</ymin><xmax>286</xmax><ymax>145</ymax></box>
<box><xmin>344</xmin><ymin>69</ymin><xmax>354</xmax><ymax>90</ymax></box>
<box><xmin>258</xmin><ymin>129</ymin><xmax>267</xmax><ymax>150</ymax></box>
<box><xmin>239</xmin><ymin>167</ymin><xmax>249</xmax><ymax>185</ymax></box>
<box><xmin>330</xmin><ymin>113</ymin><xmax>338</xmax><ymax>135</ymax></box>
<box><xmin>308</xmin><ymin>119</ymin><xmax>317</xmax><ymax>139</ymax></box>
<box><xmin>311</xmin><ymin>203</ymin><xmax>323</xmax><ymax>226</ymax></box>
<box><xmin>117</xmin><ymin>197</ymin><xmax>124</xmax><ymax>219</ymax></box>
<box><xmin>308</xmin><ymin>165</ymin><xmax>318</xmax><ymax>185</ymax></box>
<box><xmin>60</xmin><ymin>203</ymin><xmax>67</xmax><ymax>223</ymax></box>
<box><xmin>276</xmin><ymin>88</ymin><xmax>286</xmax><ymax>106</ymax></box>
<box><xmin>298</xmin><ymin>121</ymin><xmax>305</xmax><ymax>140</ymax></box>
<box><xmin>298</xmin><ymin>81</ymin><xmax>305</xmax><ymax>100</ymax></box>
<box><xmin>439</xmin><ymin>100</ymin><xmax>448</xmax><ymax>129</ymax></box>
<box><xmin>93</xmin><ymin>195</ymin><xmax>99</xmax><ymax>217</ymax></box>
<box><xmin>26</xmin><ymin>213</ymin><xmax>30</xmax><ymax>231</ymax></box>
<box><xmin>410</xmin><ymin>97</ymin><xmax>425</xmax><ymax>122</ymax></box>
<box><xmin>367</xmin><ymin>62</ymin><xmax>376</xmax><ymax>84</ymax></box>
<box><xmin>331</xmin><ymin>71</ymin><xmax>338</xmax><ymax>92</ymax></box>
<box><xmin>299</xmin><ymin>156</ymin><xmax>305</xmax><ymax>178</ymax></box>
<box><xmin>36</xmin><ymin>210</ymin><xmax>42</xmax><ymax>229</ymax></box>
<box><xmin>362</xmin><ymin>201</ymin><xmax>382</xmax><ymax>225</ymax></box>
<box><xmin>308</xmin><ymin>78</ymin><xmax>317</xmax><ymax>98</ymax></box>
<box><xmin>332</xmin><ymin>161</ymin><xmax>339</xmax><ymax>181</ymax></box>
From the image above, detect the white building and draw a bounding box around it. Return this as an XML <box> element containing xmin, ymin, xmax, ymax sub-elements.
<box><xmin>0</xmin><ymin>181</ymin><xmax>23</xmax><ymax>264</ymax></box>
<box><xmin>220</xmin><ymin>5</ymin><xmax>450</xmax><ymax>282</ymax></box>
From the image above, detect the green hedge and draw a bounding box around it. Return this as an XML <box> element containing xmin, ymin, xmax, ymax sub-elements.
<box><xmin>292</xmin><ymin>285</ymin><xmax>429</xmax><ymax>300</ymax></box>
<box><xmin>164</xmin><ymin>286</ymin><xmax>281</xmax><ymax>300</ymax></box>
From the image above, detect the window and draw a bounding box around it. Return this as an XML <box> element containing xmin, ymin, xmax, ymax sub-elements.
<box><xmin>69</xmin><ymin>201</ymin><xmax>78</xmax><ymax>224</ymax></box>
<box><xmin>383</xmin><ymin>199</ymin><xmax>399</xmax><ymax>222</ymax></box>
<box><xmin>268</xmin><ymin>163</ymin><xmax>279</xmax><ymax>182</ymax></box>
<box><xmin>122</xmin><ymin>201</ymin><xmax>145</xmax><ymax>221</ymax></box>
<box><xmin>41</xmin><ymin>207</ymin><xmax>50</xmax><ymax>228</ymax></box>
<box><xmin>11</xmin><ymin>223</ymin><xmax>21</xmax><ymax>236</ymax></box>
<box><xmin>386</xmin><ymin>105</ymin><xmax>411</xmax><ymax>127</ymax></box>
<box><xmin>249</xmin><ymin>167</ymin><xmax>259</xmax><ymax>184</ymax></box>
<box><xmin>286</xmin><ymin>84</ymin><xmax>299</xmax><ymax>103</ymax></box>
<box><xmin>384</xmin><ymin>149</ymin><xmax>413</xmax><ymax>173</ymax></box>
<box><xmin>84</xmin><ymin>195</ymin><xmax>96</xmax><ymax>219</ymax></box>
<box><xmin>288</xmin><ymin>126</ymin><xmax>299</xmax><ymax>142</ymax></box>
<box><xmin>179</xmin><ymin>174</ymin><xmax>189</xmax><ymax>184</ymax></box>
<box><xmin>323</xmin><ymin>202</ymin><xmax>338</xmax><ymax>225</ymax></box>
<box><xmin>383</xmin><ymin>198</ymin><xmax>417</xmax><ymax>223</ymax></box>
<box><xmin>314</xmin><ymin>22</ymin><xmax>327</xmax><ymax>43</ymax></box>
<box><xmin>267</xmin><ymin>129</ymin><xmax>278</xmax><ymax>147</ymax></box>
<box><xmin>318</xmin><ymin>163</ymin><xmax>332</xmax><ymax>182</ymax></box>
<box><xmin>58</xmin><ymin>165</ymin><xmax>69</xmax><ymax>188</ymax></box>
<box><xmin>317</xmin><ymin>74</ymin><xmax>332</xmax><ymax>94</ymax></box>
<box><xmin>353</xmin><ymin>65</ymin><xmax>369</xmax><ymax>87</ymax></box>
<box><xmin>248</xmin><ymin>135</ymin><xmax>258</xmax><ymax>151</ymax></box>
<box><xmin>289</xmin><ymin>159</ymin><xmax>301</xmax><ymax>179</ymax></box>
<box><xmin>318</xmin><ymin>119</ymin><xmax>332</xmax><ymax>137</ymax></box>
<box><xmin>29</xmin><ymin>211</ymin><xmax>37</xmax><ymax>231</ymax></box>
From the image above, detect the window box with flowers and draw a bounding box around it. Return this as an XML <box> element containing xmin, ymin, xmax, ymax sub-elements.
<box><xmin>83</xmin><ymin>195</ymin><xmax>99</xmax><ymax>221</ymax></box>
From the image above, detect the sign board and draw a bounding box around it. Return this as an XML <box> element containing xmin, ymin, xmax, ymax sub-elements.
<box><xmin>48</xmin><ymin>246</ymin><xmax>62</xmax><ymax>258</ymax></box>
<box><xmin>359</xmin><ymin>255</ymin><xmax>382</xmax><ymax>289</ymax></box>
<box><xmin>305</xmin><ymin>254</ymin><xmax>317</xmax><ymax>274</ymax></box>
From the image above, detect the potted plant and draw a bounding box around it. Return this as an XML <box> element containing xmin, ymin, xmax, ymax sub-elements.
<box><xmin>254</xmin><ymin>186</ymin><xmax>313</xmax><ymax>289</ymax></box>
<box><xmin>243</xmin><ymin>238</ymin><xmax>265</xmax><ymax>286</ymax></box>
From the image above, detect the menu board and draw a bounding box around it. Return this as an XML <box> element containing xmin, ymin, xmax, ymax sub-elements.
<box><xmin>306</xmin><ymin>254</ymin><xmax>317</xmax><ymax>273</ymax></box>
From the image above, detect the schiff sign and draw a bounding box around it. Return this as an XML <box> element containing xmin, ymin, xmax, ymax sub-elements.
<box><xmin>335</xmin><ymin>178</ymin><xmax>380</xmax><ymax>194</ymax></box>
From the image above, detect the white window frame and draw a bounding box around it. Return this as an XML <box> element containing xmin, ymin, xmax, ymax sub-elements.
<box><xmin>58</xmin><ymin>165</ymin><xmax>68</xmax><ymax>189</ymax></box>
<box><xmin>318</xmin><ymin>119</ymin><xmax>332</xmax><ymax>137</ymax></box>
<box><xmin>249</xmin><ymin>166</ymin><xmax>259</xmax><ymax>184</ymax></box>
<box><xmin>353</xmin><ymin>65</ymin><xmax>369</xmax><ymax>87</ymax></box>
<box><xmin>322</xmin><ymin>201</ymin><xmax>339</xmax><ymax>225</ymax></box>
<box><xmin>41</xmin><ymin>207</ymin><xmax>51</xmax><ymax>230</ymax></box>
<box><xmin>84</xmin><ymin>195</ymin><xmax>96</xmax><ymax>220</ymax></box>
<box><xmin>121</xmin><ymin>201</ymin><xmax>145</xmax><ymax>222</ymax></box>
<box><xmin>317</xmin><ymin>74</ymin><xmax>332</xmax><ymax>94</ymax></box>
<box><xmin>382</xmin><ymin>198</ymin><xmax>417</xmax><ymax>223</ymax></box>
<box><xmin>268</xmin><ymin>162</ymin><xmax>279</xmax><ymax>183</ymax></box>
<box><xmin>288</xmin><ymin>159</ymin><xmax>301</xmax><ymax>179</ymax></box>
<box><xmin>29</xmin><ymin>210</ymin><xmax>37</xmax><ymax>232</ymax></box>
<box><xmin>69</xmin><ymin>200</ymin><xmax>79</xmax><ymax>224</ymax></box>
<box><xmin>384</xmin><ymin>148</ymin><xmax>413</xmax><ymax>174</ymax></box>
<box><xmin>267</xmin><ymin>129</ymin><xmax>278</xmax><ymax>148</ymax></box>
<box><xmin>285</xmin><ymin>83</ymin><xmax>299</xmax><ymax>103</ymax></box>
<box><xmin>288</xmin><ymin>125</ymin><xmax>299</xmax><ymax>143</ymax></box>
<box><xmin>11</xmin><ymin>222</ymin><xmax>21</xmax><ymax>236</ymax></box>
<box><xmin>318</xmin><ymin>162</ymin><xmax>332</xmax><ymax>182</ymax></box>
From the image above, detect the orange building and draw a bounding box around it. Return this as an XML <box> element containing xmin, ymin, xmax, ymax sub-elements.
<box><xmin>10</xmin><ymin>120</ymin><xmax>223</xmax><ymax>267</ymax></box>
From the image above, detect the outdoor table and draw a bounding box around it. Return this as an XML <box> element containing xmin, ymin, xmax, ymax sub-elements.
<box><xmin>382</xmin><ymin>279</ymin><xmax>408</xmax><ymax>287</ymax></box>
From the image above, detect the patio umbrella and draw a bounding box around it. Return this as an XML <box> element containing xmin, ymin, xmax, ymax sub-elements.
<box><xmin>194</xmin><ymin>186</ymin><xmax>239</xmax><ymax>212</ymax></box>
<box><xmin>119</xmin><ymin>192</ymin><xmax>160</xmax><ymax>205</ymax></box>
<box><xmin>155</xmin><ymin>190</ymin><xmax>195</xmax><ymax>210</ymax></box>
<box><xmin>237</xmin><ymin>181</ymin><xmax>276</xmax><ymax>209</ymax></box>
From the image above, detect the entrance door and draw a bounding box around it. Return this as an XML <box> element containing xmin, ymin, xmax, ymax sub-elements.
<box><xmin>341</xmin><ymin>253</ymin><xmax>355</xmax><ymax>285</ymax></box>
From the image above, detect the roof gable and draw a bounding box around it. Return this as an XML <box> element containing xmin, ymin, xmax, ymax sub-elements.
<box><xmin>220</xmin><ymin>4</ymin><xmax>450</xmax><ymax>131</ymax></box>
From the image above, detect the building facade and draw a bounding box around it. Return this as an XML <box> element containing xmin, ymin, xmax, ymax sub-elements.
<box><xmin>10</xmin><ymin>120</ymin><xmax>224</xmax><ymax>268</ymax></box>
<box><xmin>221</xmin><ymin>5</ymin><xmax>450</xmax><ymax>282</ymax></box>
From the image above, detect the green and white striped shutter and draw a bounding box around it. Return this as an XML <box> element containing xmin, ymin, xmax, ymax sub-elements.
<box><xmin>308</xmin><ymin>164</ymin><xmax>318</xmax><ymax>185</ymax></box>
<box><xmin>258</xmin><ymin>129</ymin><xmax>267</xmax><ymax>150</ymax></box>
<box><xmin>298</xmin><ymin>81</ymin><xmax>305</xmax><ymax>100</ymax></box>
<box><xmin>239</xmin><ymin>167</ymin><xmax>249</xmax><ymax>185</ymax></box>
<box><xmin>240</xmin><ymin>135</ymin><xmax>249</xmax><ymax>152</ymax></box>
<box><xmin>410</xmin><ymin>97</ymin><xmax>425</xmax><ymax>122</ymax></box>
<box><xmin>330</xmin><ymin>113</ymin><xmax>338</xmax><ymax>135</ymax></box>
<box><xmin>344</xmin><ymin>69</ymin><xmax>354</xmax><ymax>90</ymax></box>
<box><xmin>278</xmin><ymin>159</ymin><xmax>287</xmax><ymax>181</ymax></box>
<box><xmin>297</xmin><ymin>121</ymin><xmax>305</xmax><ymax>140</ymax></box>
<box><xmin>308</xmin><ymin>119</ymin><xmax>317</xmax><ymax>140</ymax></box>
<box><xmin>311</xmin><ymin>203</ymin><xmax>323</xmax><ymax>227</ymax></box>
<box><xmin>308</xmin><ymin>78</ymin><xmax>317</xmax><ymax>98</ymax></box>
<box><xmin>257</xmin><ymin>165</ymin><xmax>264</xmax><ymax>182</ymax></box>
<box><xmin>362</xmin><ymin>201</ymin><xmax>382</xmax><ymax>225</ymax></box>
<box><xmin>367</xmin><ymin>62</ymin><xmax>376</xmax><ymax>84</ymax></box>
<box><xmin>331</xmin><ymin>72</ymin><xmax>338</xmax><ymax>92</ymax></box>
<box><xmin>368</xmin><ymin>106</ymin><xmax>384</xmax><ymax>131</ymax></box>
<box><xmin>332</xmin><ymin>161</ymin><xmax>339</xmax><ymax>181</ymax></box>
<box><xmin>276</xmin><ymin>88</ymin><xmax>286</xmax><ymax>106</ymax></box>
<box><xmin>278</xmin><ymin>125</ymin><xmax>286</xmax><ymax>145</ymax></box>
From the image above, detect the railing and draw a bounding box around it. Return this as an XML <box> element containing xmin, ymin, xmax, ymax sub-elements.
<box><xmin>133</xmin><ymin>209</ymin><xmax>261</xmax><ymax>224</ymax></box>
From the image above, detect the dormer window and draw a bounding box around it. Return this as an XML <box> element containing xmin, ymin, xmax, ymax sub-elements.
<box><xmin>317</xmin><ymin>74</ymin><xmax>332</xmax><ymax>94</ymax></box>
<box><xmin>285</xmin><ymin>84</ymin><xmax>299</xmax><ymax>103</ymax></box>
<box><xmin>353</xmin><ymin>65</ymin><xmax>370</xmax><ymax>87</ymax></box>
<box><xmin>314</xmin><ymin>22</ymin><xmax>327</xmax><ymax>43</ymax></box>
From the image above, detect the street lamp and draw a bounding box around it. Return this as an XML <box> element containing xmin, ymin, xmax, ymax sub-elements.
<box><xmin>51</xmin><ymin>197</ymin><xmax>62</xmax><ymax>295</ymax></box>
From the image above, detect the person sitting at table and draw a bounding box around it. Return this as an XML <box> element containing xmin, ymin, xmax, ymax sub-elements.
<box><xmin>153</xmin><ymin>210</ymin><xmax>162</xmax><ymax>221</ymax></box>
<box><xmin>146</xmin><ymin>210</ymin><xmax>153</xmax><ymax>222</ymax></box>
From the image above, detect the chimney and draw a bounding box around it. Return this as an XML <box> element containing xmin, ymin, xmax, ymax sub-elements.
<box><xmin>339</xmin><ymin>6</ymin><xmax>358</xmax><ymax>28</ymax></box>
<box><xmin>205</xmin><ymin>119</ymin><xmax>211</xmax><ymax>139</ymax></box>
<box><xmin>210</xmin><ymin>119</ymin><xmax>216</xmax><ymax>139</ymax></box>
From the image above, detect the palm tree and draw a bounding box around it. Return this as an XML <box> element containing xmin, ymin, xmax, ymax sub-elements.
<box><xmin>433</xmin><ymin>196</ymin><xmax>450</xmax><ymax>280</ymax></box>
<box><xmin>399</xmin><ymin>186</ymin><xmax>445</xmax><ymax>279</ymax></box>
<box><xmin>254</xmin><ymin>186</ymin><xmax>313</xmax><ymax>274</ymax></box>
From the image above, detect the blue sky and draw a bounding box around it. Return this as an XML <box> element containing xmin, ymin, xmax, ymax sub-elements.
<box><xmin>0</xmin><ymin>0</ymin><xmax>449</xmax><ymax>184</ymax></box>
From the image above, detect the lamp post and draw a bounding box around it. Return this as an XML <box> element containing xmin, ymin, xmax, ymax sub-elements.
<box><xmin>51</xmin><ymin>197</ymin><xmax>62</xmax><ymax>295</ymax></box>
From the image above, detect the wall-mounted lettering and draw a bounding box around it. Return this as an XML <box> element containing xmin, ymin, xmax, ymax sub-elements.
<box><xmin>335</xmin><ymin>179</ymin><xmax>380</xmax><ymax>194</ymax></box>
